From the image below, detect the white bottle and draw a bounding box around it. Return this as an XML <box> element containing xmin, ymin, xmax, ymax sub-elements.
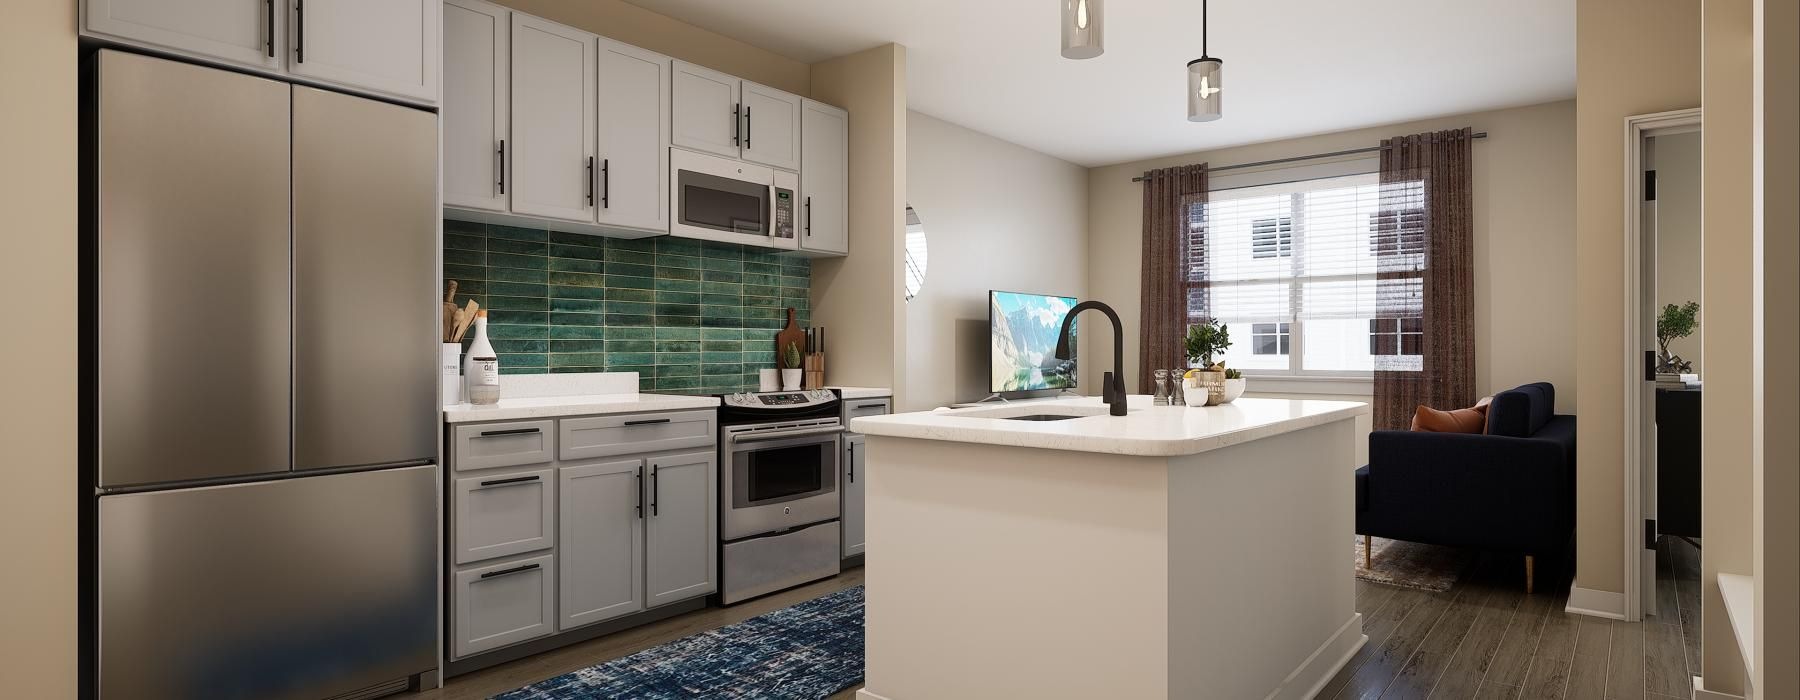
<box><xmin>465</xmin><ymin>310</ymin><xmax>501</xmax><ymax>405</ymax></box>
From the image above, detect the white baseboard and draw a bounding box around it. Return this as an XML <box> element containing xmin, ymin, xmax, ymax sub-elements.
<box><xmin>1693</xmin><ymin>677</ymin><xmax>1747</xmax><ymax>700</ymax></box>
<box><xmin>1270</xmin><ymin>613</ymin><xmax>1366</xmax><ymax>700</ymax></box>
<box><xmin>1565</xmin><ymin>583</ymin><xmax>1627</xmax><ymax>620</ymax></box>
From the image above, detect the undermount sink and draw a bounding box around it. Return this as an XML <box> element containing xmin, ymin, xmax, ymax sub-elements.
<box><xmin>1003</xmin><ymin>414</ymin><xmax>1086</xmax><ymax>422</ymax></box>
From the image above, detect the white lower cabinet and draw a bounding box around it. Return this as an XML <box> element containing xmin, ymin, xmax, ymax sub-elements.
<box><xmin>645</xmin><ymin>450</ymin><xmax>718</xmax><ymax>607</ymax></box>
<box><xmin>454</xmin><ymin>554</ymin><xmax>556</xmax><ymax>658</ymax></box>
<box><xmin>453</xmin><ymin>469</ymin><xmax>554</xmax><ymax>565</ymax></box>
<box><xmin>841</xmin><ymin>434</ymin><xmax>866</xmax><ymax>557</ymax></box>
<box><xmin>558</xmin><ymin>459</ymin><xmax>645</xmax><ymax>630</ymax></box>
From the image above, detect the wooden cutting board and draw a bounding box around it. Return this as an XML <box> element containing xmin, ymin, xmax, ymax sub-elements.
<box><xmin>775</xmin><ymin>307</ymin><xmax>805</xmax><ymax>370</ymax></box>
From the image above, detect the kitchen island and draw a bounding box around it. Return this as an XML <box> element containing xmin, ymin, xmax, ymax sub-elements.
<box><xmin>849</xmin><ymin>395</ymin><xmax>1369</xmax><ymax>700</ymax></box>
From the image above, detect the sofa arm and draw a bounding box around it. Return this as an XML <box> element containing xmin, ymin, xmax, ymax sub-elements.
<box><xmin>1363</xmin><ymin>430</ymin><xmax>1573</xmax><ymax>553</ymax></box>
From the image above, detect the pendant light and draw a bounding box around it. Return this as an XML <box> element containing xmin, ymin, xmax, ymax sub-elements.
<box><xmin>1187</xmin><ymin>0</ymin><xmax>1223</xmax><ymax>121</ymax></box>
<box><xmin>1061</xmin><ymin>0</ymin><xmax>1103</xmax><ymax>59</ymax></box>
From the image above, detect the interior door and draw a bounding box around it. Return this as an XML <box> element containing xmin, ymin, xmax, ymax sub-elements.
<box><xmin>85</xmin><ymin>0</ymin><xmax>281</xmax><ymax>70</ymax></box>
<box><xmin>558</xmin><ymin>459</ymin><xmax>646</xmax><ymax>629</ymax></box>
<box><xmin>97</xmin><ymin>51</ymin><xmax>292</xmax><ymax>488</ymax></box>
<box><xmin>740</xmin><ymin>82</ymin><xmax>802</xmax><ymax>171</ymax></box>
<box><xmin>292</xmin><ymin>85</ymin><xmax>438</xmax><ymax>470</ymax></box>
<box><xmin>288</xmin><ymin>0</ymin><xmax>438</xmax><ymax>102</ymax></box>
<box><xmin>1639</xmin><ymin>141</ymin><xmax>1661</xmax><ymax>617</ymax></box>
<box><xmin>510</xmin><ymin>14</ymin><xmax>596</xmax><ymax>223</ymax></box>
<box><xmin>645</xmin><ymin>450</ymin><xmax>717</xmax><ymax>607</ymax></box>
<box><xmin>442</xmin><ymin>0</ymin><xmax>509</xmax><ymax>212</ymax></box>
<box><xmin>671</xmin><ymin>60</ymin><xmax>741</xmax><ymax>158</ymax></box>
<box><xmin>595</xmin><ymin>38</ymin><xmax>670</xmax><ymax>232</ymax></box>
<box><xmin>800</xmin><ymin>99</ymin><xmax>849</xmax><ymax>254</ymax></box>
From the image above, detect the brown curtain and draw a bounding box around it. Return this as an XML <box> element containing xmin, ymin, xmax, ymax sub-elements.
<box><xmin>1373</xmin><ymin>128</ymin><xmax>1475</xmax><ymax>430</ymax></box>
<box><xmin>1138</xmin><ymin>163</ymin><xmax>1208</xmax><ymax>393</ymax></box>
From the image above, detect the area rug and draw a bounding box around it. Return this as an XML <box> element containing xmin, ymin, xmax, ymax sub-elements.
<box><xmin>1354</xmin><ymin>536</ymin><xmax>1477</xmax><ymax>592</ymax></box>
<box><xmin>492</xmin><ymin>586</ymin><xmax>864</xmax><ymax>700</ymax></box>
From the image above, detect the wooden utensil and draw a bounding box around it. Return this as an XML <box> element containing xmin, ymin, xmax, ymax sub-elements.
<box><xmin>442</xmin><ymin>280</ymin><xmax>459</xmax><ymax>342</ymax></box>
<box><xmin>451</xmin><ymin>299</ymin><xmax>479</xmax><ymax>342</ymax></box>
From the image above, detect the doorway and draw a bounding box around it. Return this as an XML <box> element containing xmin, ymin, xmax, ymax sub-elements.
<box><xmin>1623</xmin><ymin>108</ymin><xmax>1702</xmax><ymax>622</ymax></box>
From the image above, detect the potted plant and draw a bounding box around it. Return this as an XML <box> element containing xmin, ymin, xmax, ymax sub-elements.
<box><xmin>1656</xmin><ymin>300</ymin><xmax>1699</xmax><ymax>374</ymax></box>
<box><xmin>1183</xmin><ymin>320</ymin><xmax>1232</xmax><ymax>406</ymax></box>
<box><xmin>780</xmin><ymin>341</ymin><xmax>804</xmax><ymax>390</ymax></box>
<box><xmin>1220</xmin><ymin>368</ymin><xmax>1247</xmax><ymax>404</ymax></box>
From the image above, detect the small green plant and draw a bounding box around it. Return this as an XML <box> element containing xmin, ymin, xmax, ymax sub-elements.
<box><xmin>782</xmin><ymin>341</ymin><xmax>803</xmax><ymax>370</ymax></box>
<box><xmin>1656</xmin><ymin>301</ymin><xmax>1700</xmax><ymax>373</ymax></box>
<box><xmin>1224</xmin><ymin>368</ymin><xmax>1243</xmax><ymax>380</ymax></box>
<box><xmin>1185</xmin><ymin>319</ymin><xmax>1232</xmax><ymax>369</ymax></box>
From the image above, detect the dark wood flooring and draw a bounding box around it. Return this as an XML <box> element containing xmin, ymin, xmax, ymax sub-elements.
<box><xmin>418</xmin><ymin>539</ymin><xmax>1700</xmax><ymax>700</ymax></box>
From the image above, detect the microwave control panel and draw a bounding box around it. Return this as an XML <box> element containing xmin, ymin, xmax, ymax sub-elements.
<box><xmin>773</xmin><ymin>188</ymin><xmax>795</xmax><ymax>240</ymax></box>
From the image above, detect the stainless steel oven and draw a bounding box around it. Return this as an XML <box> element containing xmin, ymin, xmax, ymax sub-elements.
<box><xmin>716</xmin><ymin>389</ymin><xmax>844</xmax><ymax>604</ymax></box>
<box><xmin>670</xmin><ymin>148</ymin><xmax>798</xmax><ymax>250</ymax></box>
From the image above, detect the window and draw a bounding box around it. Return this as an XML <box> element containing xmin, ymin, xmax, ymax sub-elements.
<box><xmin>1186</xmin><ymin>172</ymin><xmax>1426</xmax><ymax>376</ymax></box>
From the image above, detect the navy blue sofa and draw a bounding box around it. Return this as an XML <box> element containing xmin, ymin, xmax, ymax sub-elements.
<box><xmin>1354</xmin><ymin>382</ymin><xmax>1576</xmax><ymax>592</ymax></box>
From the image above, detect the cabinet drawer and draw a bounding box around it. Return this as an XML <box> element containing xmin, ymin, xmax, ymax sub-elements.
<box><xmin>452</xmin><ymin>420</ymin><xmax>555</xmax><ymax>471</ymax></box>
<box><xmin>453</xmin><ymin>469</ymin><xmax>554</xmax><ymax>564</ymax></box>
<box><xmin>560</xmin><ymin>410</ymin><xmax>715</xmax><ymax>461</ymax></box>
<box><xmin>452</xmin><ymin>554</ymin><xmax>555</xmax><ymax>658</ymax></box>
<box><xmin>842</xmin><ymin>398</ymin><xmax>890</xmax><ymax>428</ymax></box>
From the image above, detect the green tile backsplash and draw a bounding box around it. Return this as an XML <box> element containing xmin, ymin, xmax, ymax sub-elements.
<box><xmin>445</xmin><ymin>218</ymin><xmax>811</xmax><ymax>395</ymax></box>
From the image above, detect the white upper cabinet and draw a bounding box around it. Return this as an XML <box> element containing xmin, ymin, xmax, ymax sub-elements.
<box><xmin>741</xmin><ymin>82</ymin><xmax>802</xmax><ymax>171</ymax></box>
<box><xmin>82</xmin><ymin>0</ymin><xmax>437</xmax><ymax>104</ymax></box>
<box><xmin>595</xmin><ymin>38</ymin><xmax>671</xmax><ymax>232</ymax></box>
<box><xmin>84</xmin><ymin>0</ymin><xmax>282</xmax><ymax>71</ymax></box>
<box><xmin>671</xmin><ymin>61</ymin><xmax>743</xmax><ymax>160</ymax></box>
<box><xmin>287</xmin><ymin>0</ymin><xmax>438</xmax><ymax>103</ymax></box>
<box><xmin>799</xmin><ymin>99</ymin><xmax>849</xmax><ymax>255</ymax></box>
<box><xmin>442</xmin><ymin>0</ymin><xmax>509</xmax><ymax>212</ymax></box>
<box><xmin>509</xmin><ymin>14</ymin><xmax>597</xmax><ymax>224</ymax></box>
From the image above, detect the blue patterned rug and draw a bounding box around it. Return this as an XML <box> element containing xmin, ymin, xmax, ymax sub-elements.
<box><xmin>492</xmin><ymin>586</ymin><xmax>864</xmax><ymax>699</ymax></box>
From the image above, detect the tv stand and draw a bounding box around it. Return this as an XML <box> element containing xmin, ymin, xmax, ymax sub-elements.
<box><xmin>954</xmin><ymin>389</ymin><xmax>1082</xmax><ymax>409</ymax></box>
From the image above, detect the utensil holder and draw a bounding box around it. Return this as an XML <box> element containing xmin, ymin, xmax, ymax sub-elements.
<box><xmin>441</xmin><ymin>343</ymin><xmax>463</xmax><ymax>405</ymax></box>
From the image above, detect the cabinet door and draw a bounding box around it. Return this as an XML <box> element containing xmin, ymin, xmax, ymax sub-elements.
<box><xmin>288</xmin><ymin>0</ymin><xmax>438</xmax><ymax>103</ymax></box>
<box><xmin>595</xmin><ymin>39</ymin><xmax>670</xmax><ymax>232</ymax></box>
<box><xmin>800</xmin><ymin>99</ymin><xmax>850</xmax><ymax>255</ymax></box>
<box><xmin>85</xmin><ymin>0</ymin><xmax>281</xmax><ymax>71</ymax></box>
<box><xmin>842</xmin><ymin>435</ymin><xmax>866</xmax><ymax>557</ymax></box>
<box><xmin>558</xmin><ymin>459</ymin><xmax>646</xmax><ymax>630</ymax></box>
<box><xmin>645</xmin><ymin>450</ymin><xmax>717</xmax><ymax>607</ymax></box>
<box><xmin>741</xmin><ymin>82</ymin><xmax>802</xmax><ymax>171</ymax></box>
<box><xmin>670</xmin><ymin>60</ymin><xmax>741</xmax><ymax>159</ymax></box>
<box><xmin>510</xmin><ymin>14</ymin><xmax>596</xmax><ymax>223</ymax></box>
<box><xmin>443</xmin><ymin>0</ymin><xmax>509</xmax><ymax>211</ymax></box>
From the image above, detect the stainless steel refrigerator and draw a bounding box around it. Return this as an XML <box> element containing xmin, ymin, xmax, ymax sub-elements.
<box><xmin>89</xmin><ymin>50</ymin><xmax>439</xmax><ymax>700</ymax></box>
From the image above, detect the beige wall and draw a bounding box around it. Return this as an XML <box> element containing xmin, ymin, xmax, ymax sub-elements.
<box><xmin>1752</xmin><ymin>0</ymin><xmax>1798</xmax><ymax>694</ymax></box>
<box><xmin>1652</xmin><ymin>131</ymin><xmax>1703</xmax><ymax>373</ymax></box>
<box><xmin>810</xmin><ymin>45</ymin><xmax>908</xmax><ymax>404</ymax></box>
<box><xmin>494</xmin><ymin>0</ymin><xmax>809</xmax><ymax>95</ymax></box>
<box><xmin>1571</xmin><ymin>0</ymin><xmax>1700</xmax><ymax>598</ymax></box>
<box><xmin>1086</xmin><ymin>101</ymin><xmax>1579</xmax><ymax>410</ymax></box>
<box><xmin>0</xmin><ymin>0</ymin><xmax>78</xmax><ymax>696</ymax></box>
<box><xmin>903</xmin><ymin>111</ymin><xmax>1088</xmax><ymax>410</ymax></box>
<box><xmin>1699</xmin><ymin>0</ymin><xmax>1757</xmax><ymax>692</ymax></box>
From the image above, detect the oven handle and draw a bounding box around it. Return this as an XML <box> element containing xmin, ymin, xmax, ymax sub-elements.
<box><xmin>727</xmin><ymin>425</ymin><xmax>845</xmax><ymax>445</ymax></box>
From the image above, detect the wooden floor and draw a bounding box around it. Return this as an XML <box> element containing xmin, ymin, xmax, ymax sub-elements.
<box><xmin>418</xmin><ymin>540</ymin><xmax>1699</xmax><ymax>700</ymax></box>
<box><xmin>1322</xmin><ymin>537</ymin><xmax>1702</xmax><ymax>700</ymax></box>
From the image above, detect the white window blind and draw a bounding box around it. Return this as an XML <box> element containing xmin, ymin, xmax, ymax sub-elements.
<box><xmin>1188</xmin><ymin>172</ymin><xmax>1426</xmax><ymax>374</ymax></box>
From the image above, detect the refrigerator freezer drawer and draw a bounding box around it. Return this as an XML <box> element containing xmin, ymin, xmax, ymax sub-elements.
<box><xmin>98</xmin><ymin>466</ymin><xmax>437</xmax><ymax>700</ymax></box>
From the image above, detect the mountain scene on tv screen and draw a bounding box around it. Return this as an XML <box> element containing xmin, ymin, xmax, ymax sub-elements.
<box><xmin>991</xmin><ymin>292</ymin><xmax>1077</xmax><ymax>392</ymax></box>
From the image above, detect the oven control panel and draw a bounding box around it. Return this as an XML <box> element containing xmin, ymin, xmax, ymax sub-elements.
<box><xmin>725</xmin><ymin>389</ymin><xmax>837</xmax><ymax>409</ymax></box>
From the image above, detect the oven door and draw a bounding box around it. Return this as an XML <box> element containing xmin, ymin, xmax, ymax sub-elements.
<box><xmin>723</xmin><ymin>424</ymin><xmax>841</xmax><ymax>540</ymax></box>
<box><xmin>670</xmin><ymin>148</ymin><xmax>796</xmax><ymax>250</ymax></box>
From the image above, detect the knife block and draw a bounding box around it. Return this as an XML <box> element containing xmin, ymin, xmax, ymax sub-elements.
<box><xmin>805</xmin><ymin>352</ymin><xmax>825</xmax><ymax>390</ymax></box>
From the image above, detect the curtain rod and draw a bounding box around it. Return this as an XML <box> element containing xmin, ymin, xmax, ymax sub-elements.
<box><xmin>1130</xmin><ymin>132</ymin><xmax>1488</xmax><ymax>182</ymax></box>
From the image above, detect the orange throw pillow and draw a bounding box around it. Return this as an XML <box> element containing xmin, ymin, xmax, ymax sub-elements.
<box><xmin>1411</xmin><ymin>403</ymin><xmax>1489</xmax><ymax>433</ymax></box>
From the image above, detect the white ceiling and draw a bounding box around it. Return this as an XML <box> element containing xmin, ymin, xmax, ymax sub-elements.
<box><xmin>623</xmin><ymin>0</ymin><xmax>1575</xmax><ymax>167</ymax></box>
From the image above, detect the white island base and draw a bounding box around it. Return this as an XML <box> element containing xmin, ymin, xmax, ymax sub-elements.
<box><xmin>851</xmin><ymin>397</ymin><xmax>1368</xmax><ymax>700</ymax></box>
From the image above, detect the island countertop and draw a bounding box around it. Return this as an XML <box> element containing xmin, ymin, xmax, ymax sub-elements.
<box><xmin>848</xmin><ymin>395</ymin><xmax>1367</xmax><ymax>457</ymax></box>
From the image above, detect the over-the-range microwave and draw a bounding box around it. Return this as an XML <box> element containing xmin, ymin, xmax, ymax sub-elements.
<box><xmin>670</xmin><ymin>148</ymin><xmax>798</xmax><ymax>250</ymax></box>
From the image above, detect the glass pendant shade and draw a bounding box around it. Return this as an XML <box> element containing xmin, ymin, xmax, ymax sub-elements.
<box><xmin>1061</xmin><ymin>0</ymin><xmax>1103</xmax><ymax>59</ymax></box>
<box><xmin>1187</xmin><ymin>58</ymin><xmax>1223</xmax><ymax>122</ymax></box>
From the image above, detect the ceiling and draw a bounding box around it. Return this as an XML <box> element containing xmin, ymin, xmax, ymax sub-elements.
<box><xmin>623</xmin><ymin>0</ymin><xmax>1575</xmax><ymax>167</ymax></box>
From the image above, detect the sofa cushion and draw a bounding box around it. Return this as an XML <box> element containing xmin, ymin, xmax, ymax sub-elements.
<box><xmin>1412</xmin><ymin>404</ymin><xmax>1488</xmax><ymax>433</ymax></box>
<box><xmin>1486</xmin><ymin>382</ymin><xmax>1556</xmax><ymax>437</ymax></box>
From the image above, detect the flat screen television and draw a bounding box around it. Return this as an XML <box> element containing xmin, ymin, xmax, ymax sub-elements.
<box><xmin>989</xmin><ymin>290</ymin><xmax>1078</xmax><ymax>393</ymax></box>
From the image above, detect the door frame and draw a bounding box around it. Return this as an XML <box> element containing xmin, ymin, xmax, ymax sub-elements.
<box><xmin>1620</xmin><ymin>107</ymin><xmax>1701</xmax><ymax>622</ymax></box>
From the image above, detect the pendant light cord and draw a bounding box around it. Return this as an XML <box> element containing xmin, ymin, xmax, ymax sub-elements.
<box><xmin>1202</xmin><ymin>0</ymin><xmax>1208</xmax><ymax>57</ymax></box>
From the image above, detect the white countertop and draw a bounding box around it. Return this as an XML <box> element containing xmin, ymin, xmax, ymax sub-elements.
<box><xmin>849</xmin><ymin>395</ymin><xmax>1368</xmax><ymax>457</ymax></box>
<box><xmin>829</xmin><ymin>386</ymin><xmax>892</xmax><ymax>399</ymax></box>
<box><xmin>444</xmin><ymin>392</ymin><xmax>719</xmax><ymax>423</ymax></box>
